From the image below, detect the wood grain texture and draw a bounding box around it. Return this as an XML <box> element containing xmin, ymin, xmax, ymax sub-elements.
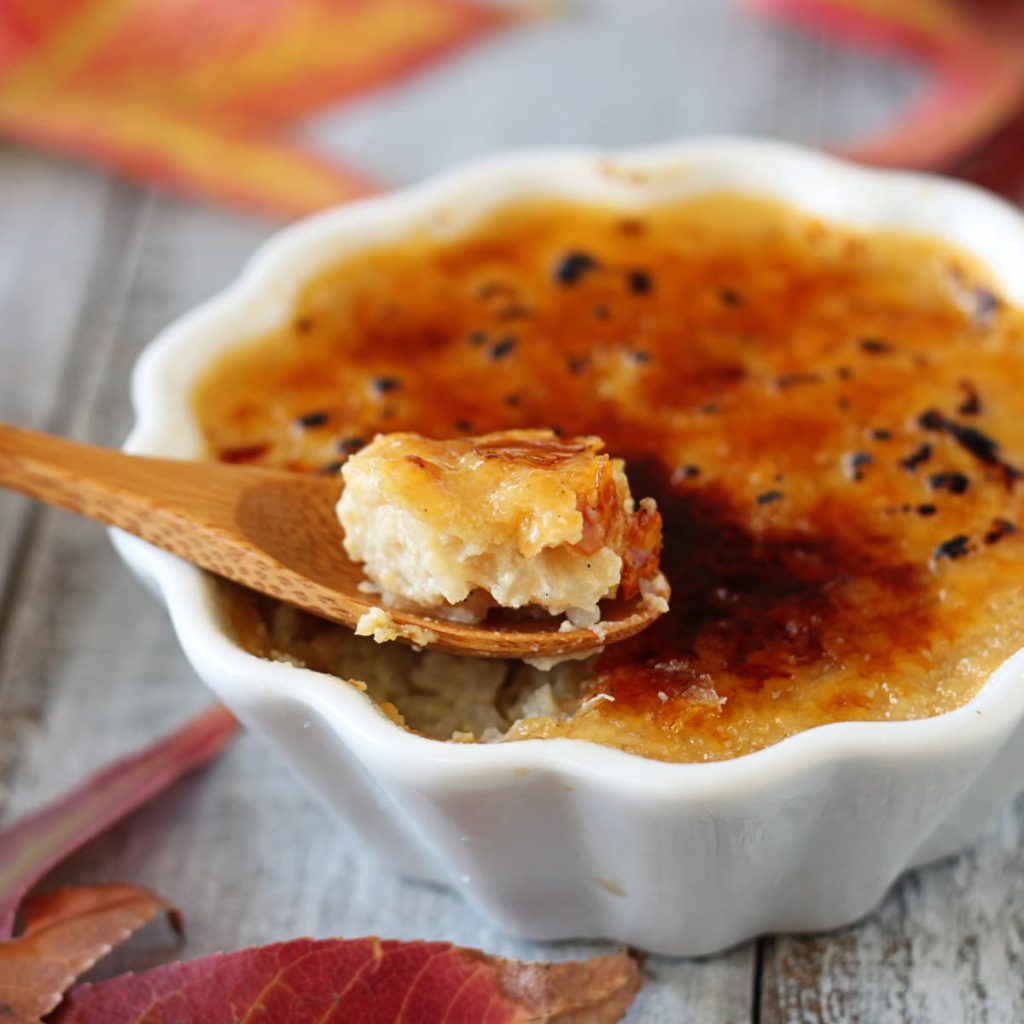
<box><xmin>0</xmin><ymin>3</ymin><xmax>1010</xmax><ymax>1022</ymax></box>
<box><xmin>760</xmin><ymin>795</ymin><xmax>1024</xmax><ymax>1024</ymax></box>
<box><xmin>0</xmin><ymin>153</ymin><xmax>118</xmax><ymax>596</ymax></box>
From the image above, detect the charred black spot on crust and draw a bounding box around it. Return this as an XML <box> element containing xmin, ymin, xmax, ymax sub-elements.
<box><xmin>756</xmin><ymin>490</ymin><xmax>784</xmax><ymax>505</ymax></box>
<box><xmin>336</xmin><ymin>436</ymin><xmax>364</xmax><ymax>452</ymax></box>
<box><xmin>928</xmin><ymin>471</ymin><xmax>970</xmax><ymax>494</ymax></box>
<box><xmin>934</xmin><ymin>534</ymin><xmax>971</xmax><ymax>561</ymax></box>
<box><xmin>938</xmin><ymin>417</ymin><xmax>1021</xmax><ymax>482</ymax></box>
<box><xmin>372</xmin><ymin>376</ymin><xmax>401</xmax><ymax>395</ymax></box>
<box><xmin>294</xmin><ymin>316</ymin><xmax>314</xmax><ymax>333</ymax></box>
<box><xmin>718</xmin><ymin>287</ymin><xmax>743</xmax><ymax>308</ymax></box>
<box><xmin>916</xmin><ymin>504</ymin><xmax>937</xmax><ymax>516</ymax></box>
<box><xmin>316</xmin><ymin>461</ymin><xmax>345</xmax><ymax>476</ymax></box>
<box><xmin>914</xmin><ymin>409</ymin><xmax>1019</xmax><ymax>478</ymax></box>
<box><xmin>627</xmin><ymin>269</ymin><xmax>653</xmax><ymax>294</ymax></box>
<box><xmin>554</xmin><ymin>251</ymin><xmax>598</xmax><ymax>285</ymax></box>
<box><xmin>957</xmin><ymin>379</ymin><xmax>982</xmax><ymax>416</ymax></box>
<box><xmin>900</xmin><ymin>443</ymin><xmax>932</xmax><ymax>472</ymax></box>
<box><xmin>566</xmin><ymin>354</ymin><xmax>590</xmax><ymax>375</ymax></box>
<box><xmin>946</xmin><ymin>422</ymin><xmax>1001</xmax><ymax>465</ymax></box>
<box><xmin>488</xmin><ymin>336</ymin><xmax>518</xmax><ymax>360</ymax></box>
<box><xmin>921</xmin><ymin>407</ymin><xmax>1007</xmax><ymax>464</ymax></box>
<box><xmin>843</xmin><ymin>451</ymin><xmax>873</xmax><ymax>481</ymax></box>
<box><xmin>294</xmin><ymin>410</ymin><xmax>329</xmax><ymax>429</ymax></box>
<box><xmin>630</xmin><ymin>349</ymin><xmax>652</xmax><ymax>364</ymax></box>
<box><xmin>454</xmin><ymin>419</ymin><xmax>473</xmax><ymax>433</ymax></box>
<box><xmin>859</xmin><ymin>337</ymin><xmax>892</xmax><ymax>354</ymax></box>
<box><xmin>868</xmin><ymin>428</ymin><xmax>893</xmax><ymax>441</ymax></box>
<box><xmin>985</xmin><ymin>518</ymin><xmax>1017</xmax><ymax>544</ymax></box>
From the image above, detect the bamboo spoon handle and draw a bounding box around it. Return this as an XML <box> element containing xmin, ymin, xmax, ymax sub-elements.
<box><xmin>0</xmin><ymin>422</ymin><xmax>327</xmax><ymax>572</ymax></box>
<box><xmin>0</xmin><ymin>422</ymin><xmax>250</xmax><ymax>530</ymax></box>
<box><xmin>0</xmin><ymin>419</ymin><xmax>356</xmax><ymax>615</ymax></box>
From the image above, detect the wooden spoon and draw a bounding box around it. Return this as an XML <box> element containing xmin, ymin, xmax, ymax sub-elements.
<box><xmin>0</xmin><ymin>424</ymin><xmax>665</xmax><ymax>659</ymax></box>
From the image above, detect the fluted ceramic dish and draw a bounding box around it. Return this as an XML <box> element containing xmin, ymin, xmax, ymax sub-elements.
<box><xmin>112</xmin><ymin>139</ymin><xmax>1024</xmax><ymax>957</ymax></box>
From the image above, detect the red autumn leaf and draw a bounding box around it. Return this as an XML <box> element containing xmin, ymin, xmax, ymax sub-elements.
<box><xmin>0</xmin><ymin>703</ymin><xmax>237</xmax><ymax>939</ymax></box>
<box><xmin>0</xmin><ymin>700</ymin><xmax>638</xmax><ymax>1022</ymax></box>
<box><xmin>0</xmin><ymin>884</ymin><xmax>178</xmax><ymax>1022</ymax></box>
<box><xmin>746</xmin><ymin>0</ymin><xmax>1024</xmax><ymax>199</ymax></box>
<box><xmin>49</xmin><ymin>938</ymin><xmax>641</xmax><ymax>1024</ymax></box>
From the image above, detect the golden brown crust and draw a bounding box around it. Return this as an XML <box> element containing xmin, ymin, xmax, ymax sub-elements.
<box><xmin>195</xmin><ymin>193</ymin><xmax>1024</xmax><ymax>762</ymax></box>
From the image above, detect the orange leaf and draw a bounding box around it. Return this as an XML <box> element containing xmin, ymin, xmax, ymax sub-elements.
<box><xmin>0</xmin><ymin>97</ymin><xmax>377</xmax><ymax>220</ymax></box>
<box><xmin>747</xmin><ymin>0</ymin><xmax>1024</xmax><ymax>198</ymax></box>
<box><xmin>50</xmin><ymin>0</ymin><xmax>516</xmax><ymax>123</ymax></box>
<box><xmin>0</xmin><ymin>884</ymin><xmax>177</xmax><ymax>1023</ymax></box>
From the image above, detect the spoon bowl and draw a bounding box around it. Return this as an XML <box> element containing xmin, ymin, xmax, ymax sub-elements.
<box><xmin>0</xmin><ymin>423</ymin><xmax>664</xmax><ymax>658</ymax></box>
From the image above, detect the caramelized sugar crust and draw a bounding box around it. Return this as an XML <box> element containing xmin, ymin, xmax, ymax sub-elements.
<box><xmin>469</xmin><ymin>431</ymin><xmax>663</xmax><ymax>596</ymax></box>
<box><xmin>195</xmin><ymin>194</ymin><xmax>1024</xmax><ymax>761</ymax></box>
<box><xmin>352</xmin><ymin>429</ymin><xmax>652</xmax><ymax>561</ymax></box>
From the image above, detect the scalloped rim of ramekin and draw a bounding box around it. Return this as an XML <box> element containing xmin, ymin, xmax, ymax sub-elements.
<box><xmin>115</xmin><ymin>136</ymin><xmax>1024</xmax><ymax>799</ymax></box>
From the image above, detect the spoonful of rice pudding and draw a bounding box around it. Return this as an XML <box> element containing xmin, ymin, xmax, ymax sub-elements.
<box><xmin>0</xmin><ymin>423</ymin><xmax>668</xmax><ymax>660</ymax></box>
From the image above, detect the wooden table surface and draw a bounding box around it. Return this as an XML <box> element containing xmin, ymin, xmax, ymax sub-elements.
<box><xmin>1</xmin><ymin>3</ymin><xmax>1022</xmax><ymax>1021</ymax></box>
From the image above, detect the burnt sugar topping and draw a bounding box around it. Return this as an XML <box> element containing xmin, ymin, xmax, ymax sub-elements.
<box><xmin>195</xmin><ymin>194</ymin><xmax>1024</xmax><ymax>762</ymax></box>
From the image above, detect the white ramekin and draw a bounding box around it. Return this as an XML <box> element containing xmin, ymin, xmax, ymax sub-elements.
<box><xmin>113</xmin><ymin>139</ymin><xmax>1024</xmax><ymax>957</ymax></box>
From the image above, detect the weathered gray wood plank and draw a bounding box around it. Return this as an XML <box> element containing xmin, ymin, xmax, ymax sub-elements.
<box><xmin>0</xmin><ymin>149</ymin><xmax>118</xmax><ymax>588</ymax></box>
<box><xmin>760</xmin><ymin>795</ymin><xmax>1024</xmax><ymax>1024</ymax></box>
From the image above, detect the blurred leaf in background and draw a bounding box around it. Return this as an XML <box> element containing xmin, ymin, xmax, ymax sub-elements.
<box><xmin>0</xmin><ymin>0</ymin><xmax>518</xmax><ymax>218</ymax></box>
<box><xmin>749</xmin><ymin>0</ymin><xmax>1024</xmax><ymax>200</ymax></box>
<box><xmin>1</xmin><ymin>1</ymin><xmax>1020</xmax><ymax>218</ymax></box>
